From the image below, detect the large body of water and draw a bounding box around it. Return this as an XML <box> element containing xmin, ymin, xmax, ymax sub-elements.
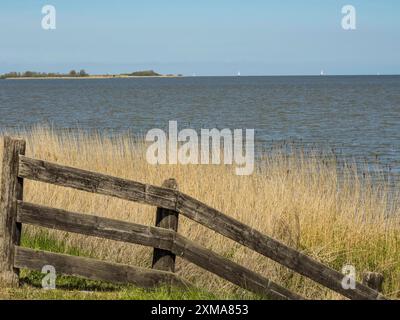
<box><xmin>0</xmin><ymin>76</ymin><xmax>399</xmax><ymax>176</ymax></box>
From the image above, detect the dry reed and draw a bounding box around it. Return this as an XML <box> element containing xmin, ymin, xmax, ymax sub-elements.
<box><xmin>1</xmin><ymin>127</ymin><xmax>399</xmax><ymax>299</ymax></box>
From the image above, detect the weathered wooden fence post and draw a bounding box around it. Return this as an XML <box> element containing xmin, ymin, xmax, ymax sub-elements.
<box><xmin>152</xmin><ymin>178</ymin><xmax>179</xmax><ymax>272</ymax></box>
<box><xmin>0</xmin><ymin>137</ymin><xmax>26</xmax><ymax>287</ymax></box>
<box><xmin>362</xmin><ymin>271</ymin><xmax>384</xmax><ymax>293</ymax></box>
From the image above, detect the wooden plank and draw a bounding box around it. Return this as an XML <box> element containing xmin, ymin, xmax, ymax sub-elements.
<box><xmin>152</xmin><ymin>179</ymin><xmax>179</xmax><ymax>272</ymax></box>
<box><xmin>14</xmin><ymin>247</ymin><xmax>188</xmax><ymax>289</ymax></box>
<box><xmin>176</xmin><ymin>193</ymin><xmax>387</xmax><ymax>300</ymax></box>
<box><xmin>18</xmin><ymin>155</ymin><xmax>177</xmax><ymax>210</ymax></box>
<box><xmin>17</xmin><ymin>201</ymin><xmax>175</xmax><ymax>251</ymax></box>
<box><xmin>0</xmin><ymin>137</ymin><xmax>26</xmax><ymax>287</ymax></box>
<box><xmin>172</xmin><ymin>234</ymin><xmax>302</xmax><ymax>300</ymax></box>
<box><xmin>18</xmin><ymin>156</ymin><xmax>386</xmax><ymax>299</ymax></box>
<box><xmin>17</xmin><ymin>201</ymin><xmax>301</xmax><ymax>300</ymax></box>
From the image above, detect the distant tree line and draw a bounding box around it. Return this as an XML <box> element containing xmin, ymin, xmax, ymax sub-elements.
<box><xmin>128</xmin><ymin>70</ymin><xmax>161</xmax><ymax>76</ymax></box>
<box><xmin>0</xmin><ymin>69</ymin><xmax>89</xmax><ymax>79</ymax></box>
<box><xmin>124</xmin><ymin>70</ymin><xmax>182</xmax><ymax>77</ymax></box>
<box><xmin>0</xmin><ymin>69</ymin><xmax>183</xmax><ymax>79</ymax></box>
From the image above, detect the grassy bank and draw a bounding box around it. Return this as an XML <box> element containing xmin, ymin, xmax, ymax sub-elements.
<box><xmin>1</xmin><ymin>128</ymin><xmax>399</xmax><ymax>300</ymax></box>
<box><xmin>1</xmin><ymin>231</ymin><xmax>220</xmax><ymax>300</ymax></box>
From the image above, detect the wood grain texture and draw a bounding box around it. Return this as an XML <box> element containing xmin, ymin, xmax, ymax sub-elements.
<box><xmin>17</xmin><ymin>155</ymin><xmax>386</xmax><ymax>299</ymax></box>
<box><xmin>17</xmin><ymin>201</ymin><xmax>301</xmax><ymax>300</ymax></box>
<box><xmin>0</xmin><ymin>137</ymin><xmax>25</xmax><ymax>286</ymax></box>
<box><xmin>172</xmin><ymin>234</ymin><xmax>302</xmax><ymax>300</ymax></box>
<box><xmin>176</xmin><ymin>193</ymin><xmax>386</xmax><ymax>300</ymax></box>
<box><xmin>14</xmin><ymin>247</ymin><xmax>188</xmax><ymax>289</ymax></box>
<box><xmin>17</xmin><ymin>201</ymin><xmax>175</xmax><ymax>251</ymax></box>
<box><xmin>18</xmin><ymin>155</ymin><xmax>177</xmax><ymax>210</ymax></box>
<box><xmin>152</xmin><ymin>179</ymin><xmax>179</xmax><ymax>272</ymax></box>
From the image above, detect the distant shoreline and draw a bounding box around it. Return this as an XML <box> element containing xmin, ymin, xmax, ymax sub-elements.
<box><xmin>1</xmin><ymin>74</ymin><xmax>399</xmax><ymax>80</ymax></box>
<box><xmin>0</xmin><ymin>69</ymin><xmax>183</xmax><ymax>80</ymax></box>
<box><xmin>2</xmin><ymin>75</ymin><xmax>183</xmax><ymax>80</ymax></box>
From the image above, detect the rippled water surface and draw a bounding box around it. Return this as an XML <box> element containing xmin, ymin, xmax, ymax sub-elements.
<box><xmin>0</xmin><ymin>76</ymin><xmax>399</xmax><ymax>175</ymax></box>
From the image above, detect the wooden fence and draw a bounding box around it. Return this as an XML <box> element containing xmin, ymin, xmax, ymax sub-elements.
<box><xmin>0</xmin><ymin>137</ymin><xmax>387</xmax><ymax>300</ymax></box>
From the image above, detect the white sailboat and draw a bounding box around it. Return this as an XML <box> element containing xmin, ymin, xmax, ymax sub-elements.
<box><xmin>320</xmin><ymin>70</ymin><xmax>324</xmax><ymax>76</ymax></box>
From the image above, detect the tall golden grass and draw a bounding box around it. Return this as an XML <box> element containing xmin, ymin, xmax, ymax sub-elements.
<box><xmin>1</xmin><ymin>127</ymin><xmax>399</xmax><ymax>299</ymax></box>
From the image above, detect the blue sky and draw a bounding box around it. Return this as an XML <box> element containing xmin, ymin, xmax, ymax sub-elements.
<box><xmin>0</xmin><ymin>1</ymin><xmax>399</xmax><ymax>75</ymax></box>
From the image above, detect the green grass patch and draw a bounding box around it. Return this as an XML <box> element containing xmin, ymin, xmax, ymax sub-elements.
<box><xmin>12</xmin><ymin>230</ymin><xmax>243</xmax><ymax>300</ymax></box>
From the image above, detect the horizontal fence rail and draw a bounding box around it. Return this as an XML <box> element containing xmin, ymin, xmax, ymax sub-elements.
<box><xmin>18</xmin><ymin>155</ymin><xmax>177</xmax><ymax>210</ymax></box>
<box><xmin>14</xmin><ymin>247</ymin><xmax>188</xmax><ymax>289</ymax></box>
<box><xmin>18</xmin><ymin>155</ymin><xmax>386</xmax><ymax>300</ymax></box>
<box><xmin>17</xmin><ymin>201</ymin><xmax>301</xmax><ymax>300</ymax></box>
